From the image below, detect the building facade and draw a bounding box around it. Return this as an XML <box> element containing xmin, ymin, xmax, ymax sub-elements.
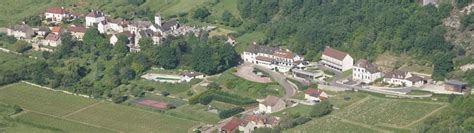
<box><xmin>320</xmin><ymin>47</ymin><xmax>353</xmax><ymax>72</ymax></box>
<box><xmin>242</xmin><ymin>44</ymin><xmax>304</xmax><ymax>72</ymax></box>
<box><xmin>352</xmin><ymin>59</ymin><xmax>383</xmax><ymax>83</ymax></box>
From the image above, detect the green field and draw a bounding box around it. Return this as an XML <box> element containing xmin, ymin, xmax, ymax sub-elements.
<box><xmin>0</xmin><ymin>82</ymin><xmax>97</xmax><ymax>116</ymax></box>
<box><xmin>338</xmin><ymin>97</ymin><xmax>445</xmax><ymax>127</ymax></box>
<box><xmin>0</xmin><ymin>82</ymin><xmax>199</xmax><ymax>132</ymax></box>
<box><xmin>286</xmin><ymin>92</ymin><xmax>448</xmax><ymax>132</ymax></box>
<box><xmin>287</xmin><ymin>116</ymin><xmax>379</xmax><ymax>133</ymax></box>
<box><xmin>66</xmin><ymin>102</ymin><xmax>197</xmax><ymax>133</ymax></box>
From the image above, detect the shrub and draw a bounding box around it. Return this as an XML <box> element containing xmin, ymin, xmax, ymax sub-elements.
<box><xmin>199</xmin><ymin>95</ymin><xmax>213</xmax><ymax>105</ymax></box>
<box><xmin>161</xmin><ymin>91</ymin><xmax>170</xmax><ymax>97</ymax></box>
<box><xmin>219</xmin><ymin>107</ymin><xmax>244</xmax><ymax>119</ymax></box>
<box><xmin>310</xmin><ymin>100</ymin><xmax>332</xmax><ymax>118</ymax></box>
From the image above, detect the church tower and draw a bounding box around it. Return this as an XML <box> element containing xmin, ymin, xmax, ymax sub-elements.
<box><xmin>155</xmin><ymin>13</ymin><xmax>162</xmax><ymax>26</ymax></box>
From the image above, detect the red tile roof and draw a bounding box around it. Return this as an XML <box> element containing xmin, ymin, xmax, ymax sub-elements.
<box><xmin>221</xmin><ymin>117</ymin><xmax>241</xmax><ymax>132</ymax></box>
<box><xmin>51</xmin><ymin>27</ymin><xmax>61</xmax><ymax>34</ymax></box>
<box><xmin>68</xmin><ymin>25</ymin><xmax>86</xmax><ymax>33</ymax></box>
<box><xmin>323</xmin><ymin>47</ymin><xmax>348</xmax><ymax>61</ymax></box>
<box><xmin>46</xmin><ymin>7</ymin><xmax>65</xmax><ymax>14</ymax></box>
<box><xmin>304</xmin><ymin>88</ymin><xmax>321</xmax><ymax>95</ymax></box>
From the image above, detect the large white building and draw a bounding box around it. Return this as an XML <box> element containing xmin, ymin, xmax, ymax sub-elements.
<box><xmin>45</xmin><ymin>7</ymin><xmax>68</xmax><ymax>22</ymax></box>
<box><xmin>241</xmin><ymin>44</ymin><xmax>304</xmax><ymax>72</ymax></box>
<box><xmin>353</xmin><ymin>59</ymin><xmax>383</xmax><ymax>84</ymax></box>
<box><xmin>85</xmin><ymin>11</ymin><xmax>105</xmax><ymax>27</ymax></box>
<box><xmin>320</xmin><ymin>47</ymin><xmax>353</xmax><ymax>72</ymax></box>
<box><xmin>383</xmin><ymin>70</ymin><xmax>424</xmax><ymax>87</ymax></box>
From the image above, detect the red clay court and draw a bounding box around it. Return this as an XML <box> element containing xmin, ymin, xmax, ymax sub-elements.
<box><xmin>137</xmin><ymin>99</ymin><xmax>169</xmax><ymax>109</ymax></box>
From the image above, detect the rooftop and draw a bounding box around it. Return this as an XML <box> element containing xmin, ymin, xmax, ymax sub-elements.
<box><xmin>46</xmin><ymin>7</ymin><xmax>65</xmax><ymax>14</ymax></box>
<box><xmin>323</xmin><ymin>47</ymin><xmax>348</xmax><ymax>60</ymax></box>
<box><xmin>355</xmin><ymin>59</ymin><xmax>380</xmax><ymax>73</ymax></box>
<box><xmin>261</xmin><ymin>95</ymin><xmax>282</xmax><ymax>106</ymax></box>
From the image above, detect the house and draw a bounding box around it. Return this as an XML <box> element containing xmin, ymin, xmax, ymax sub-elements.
<box><xmin>45</xmin><ymin>7</ymin><xmax>67</xmax><ymax>22</ymax></box>
<box><xmin>258</xmin><ymin>95</ymin><xmax>285</xmax><ymax>114</ymax></box>
<box><xmin>444</xmin><ymin>80</ymin><xmax>468</xmax><ymax>92</ymax></box>
<box><xmin>128</xmin><ymin>20</ymin><xmax>152</xmax><ymax>34</ymax></box>
<box><xmin>320</xmin><ymin>47</ymin><xmax>353</xmax><ymax>72</ymax></box>
<box><xmin>226</xmin><ymin>35</ymin><xmax>236</xmax><ymax>46</ymax></box>
<box><xmin>109</xmin><ymin>18</ymin><xmax>128</xmax><ymax>33</ymax></box>
<box><xmin>7</xmin><ymin>24</ymin><xmax>34</xmax><ymax>40</ymax></box>
<box><xmin>36</xmin><ymin>27</ymin><xmax>50</xmax><ymax>37</ymax></box>
<box><xmin>219</xmin><ymin>117</ymin><xmax>242</xmax><ymax>133</ymax></box>
<box><xmin>239</xmin><ymin>114</ymin><xmax>280</xmax><ymax>133</ymax></box>
<box><xmin>242</xmin><ymin>44</ymin><xmax>305</xmax><ymax>72</ymax></box>
<box><xmin>43</xmin><ymin>33</ymin><xmax>61</xmax><ymax>47</ymax></box>
<box><xmin>383</xmin><ymin>70</ymin><xmax>424</xmax><ymax>87</ymax></box>
<box><xmin>85</xmin><ymin>10</ymin><xmax>105</xmax><ymax>27</ymax></box>
<box><xmin>97</xmin><ymin>21</ymin><xmax>109</xmax><ymax>34</ymax></box>
<box><xmin>67</xmin><ymin>25</ymin><xmax>86</xmax><ymax>40</ymax></box>
<box><xmin>304</xmin><ymin>88</ymin><xmax>328</xmax><ymax>102</ymax></box>
<box><xmin>352</xmin><ymin>59</ymin><xmax>383</xmax><ymax>84</ymax></box>
<box><xmin>179</xmin><ymin>72</ymin><xmax>205</xmax><ymax>82</ymax></box>
<box><xmin>161</xmin><ymin>19</ymin><xmax>179</xmax><ymax>32</ymax></box>
<box><xmin>110</xmin><ymin>31</ymin><xmax>133</xmax><ymax>46</ymax></box>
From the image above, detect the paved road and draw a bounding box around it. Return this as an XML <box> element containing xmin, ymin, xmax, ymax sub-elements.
<box><xmin>253</xmin><ymin>65</ymin><xmax>296</xmax><ymax>99</ymax></box>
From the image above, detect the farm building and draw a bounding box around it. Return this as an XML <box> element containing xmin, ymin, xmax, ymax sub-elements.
<box><xmin>444</xmin><ymin>80</ymin><xmax>468</xmax><ymax>92</ymax></box>
<box><xmin>320</xmin><ymin>47</ymin><xmax>353</xmax><ymax>72</ymax></box>
<box><xmin>258</xmin><ymin>95</ymin><xmax>286</xmax><ymax>114</ymax></box>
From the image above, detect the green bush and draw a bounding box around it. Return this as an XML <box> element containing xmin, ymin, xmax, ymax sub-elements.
<box><xmin>310</xmin><ymin>101</ymin><xmax>333</xmax><ymax>118</ymax></box>
<box><xmin>199</xmin><ymin>95</ymin><xmax>213</xmax><ymax>105</ymax></box>
<box><xmin>219</xmin><ymin>107</ymin><xmax>244</xmax><ymax>119</ymax></box>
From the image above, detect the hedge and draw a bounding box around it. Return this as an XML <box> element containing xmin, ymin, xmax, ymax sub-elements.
<box><xmin>219</xmin><ymin>107</ymin><xmax>245</xmax><ymax>119</ymax></box>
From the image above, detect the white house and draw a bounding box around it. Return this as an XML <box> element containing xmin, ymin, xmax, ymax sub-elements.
<box><xmin>321</xmin><ymin>47</ymin><xmax>353</xmax><ymax>72</ymax></box>
<box><xmin>110</xmin><ymin>31</ymin><xmax>133</xmax><ymax>46</ymax></box>
<box><xmin>304</xmin><ymin>88</ymin><xmax>328</xmax><ymax>102</ymax></box>
<box><xmin>383</xmin><ymin>70</ymin><xmax>424</xmax><ymax>87</ymax></box>
<box><xmin>43</xmin><ymin>33</ymin><xmax>61</xmax><ymax>47</ymax></box>
<box><xmin>352</xmin><ymin>59</ymin><xmax>383</xmax><ymax>84</ymax></box>
<box><xmin>226</xmin><ymin>35</ymin><xmax>236</xmax><ymax>46</ymax></box>
<box><xmin>258</xmin><ymin>95</ymin><xmax>285</xmax><ymax>114</ymax></box>
<box><xmin>7</xmin><ymin>24</ymin><xmax>35</xmax><ymax>40</ymax></box>
<box><xmin>45</xmin><ymin>7</ymin><xmax>68</xmax><ymax>22</ymax></box>
<box><xmin>239</xmin><ymin>114</ymin><xmax>280</xmax><ymax>133</ymax></box>
<box><xmin>97</xmin><ymin>21</ymin><xmax>109</xmax><ymax>34</ymax></box>
<box><xmin>67</xmin><ymin>25</ymin><xmax>86</xmax><ymax>40</ymax></box>
<box><xmin>85</xmin><ymin>11</ymin><xmax>105</xmax><ymax>27</ymax></box>
<box><xmin>179</xmin><ymin>72</ymin><xmax>205</xmax><ymax>82</ymax></box>
<box><xmin>242</xmin><ymin>44</ymin><xmax>305</xmax><ymax>72</ymax></box>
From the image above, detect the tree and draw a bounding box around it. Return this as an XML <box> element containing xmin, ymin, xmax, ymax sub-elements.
<box><xmin>222</xmin><ymin>10</ymin><xmax>232</xmax><ymax>22</ymax></box>
<box><xmin>192</xmin><ymin>7</ymin><xmax>210</xmax><ymax>21</ymax></box>
<box><xmin>157</xmin><ymin>44</ymin><xmax>179</xmax><ymax>69</ymax></box>
<box><xmin>12</xmin><ymin>40</ymin><xmax>31</xmax><ymax>53</ymax></box>
<box><xmin>207</xmin><ymin>82</ymin><xmax>221</xmax><ymax>90</ymax></box>
<box><xmin>310</xmin><ymin>100</ymin><xmax>332</xmax><ymax>118</ymax></box>
<box><xmin>199</xmin><ymin>95</ymin><xmax>213</xmax><ymax>105</ymax></box>
<box><xmin>432</xmin><ymin>53</ymin><xmax>454</xmax><ymax>81</ymax></box>
<box><xmin>113</xmin><ymin>41</ymin><xmax>129</xmax><ymax>56</ymax></box>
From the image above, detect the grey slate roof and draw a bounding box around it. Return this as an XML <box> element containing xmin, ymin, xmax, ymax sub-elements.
<box><xmin>355</xmin><ymin>59</ymin><xmax>380</xmax><ymax>73</ymax></box>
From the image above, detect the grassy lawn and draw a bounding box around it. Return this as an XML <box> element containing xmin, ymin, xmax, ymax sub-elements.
<box><xmin>288</xmin><ymin>116</ymin><xmax>378</xmax><ymax>133</ymax></box>
<box><xmin>215</xmin><ymin>69</ymin><xmax>282</xmax><ymax>99</ymax></box>
<box><xmin>131</xmin><ymin>79</ymin><xmax>192</xmax><ymax>95</ymax></box>
<box><xmin>327</xmin><ymin>92</ymin><xmax>369</xmax><ymax>109</ymax></box>
<box><xmin>160</xmin><ymin>0</ymin><xmax>209</xmax><ymax>17</ymax></box>
<box><xmin>338</xmin><ymin>97</ymin><xmax>445</xmax><ymax>127</ymax></box>
<box><xmin>235</xmin><ymin>31</ymin><xmax>266</xmax><ymax>52</ymax></box>
<box><xmin>273</xmin><ymin>104</ymin><xmax>313</xmax><ymax>118</ymax></box>
<box><xmin>66</xmin><ymin>102</ymin><xmax>198</xmax><ymax>133</ymax></box>
<box><xmin>0</xmin><ymin>82</ymin><xmax>98</xmax><ymax>116</ymax></box>
<box><xmin>9</xmin><ymin>112</ymin><xmax>115</xmax><ymax>133</ymax></box>
<box><xmin>165</xmin><ymin>104</ymin><xmax>221</xmax><ymax>124</ymax></box>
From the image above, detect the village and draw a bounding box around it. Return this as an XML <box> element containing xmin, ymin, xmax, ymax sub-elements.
<box><xmin>0</xmin><ymin>2</ymin><xmax>472</xmax><ymax>133</ymax></box>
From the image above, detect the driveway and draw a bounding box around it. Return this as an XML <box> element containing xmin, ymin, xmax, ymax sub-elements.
<box><xmin>253</xmin><ymin>65</ymin><xmax>297</xmax><ymax>99</ymax></box>
<box><xmin>234</xmin><ymin>63</ymin><xmax>272</xmax><ymax>83</ymax></box>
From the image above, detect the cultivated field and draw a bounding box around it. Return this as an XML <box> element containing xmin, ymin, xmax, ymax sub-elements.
<box><xmin>0</xmin><ymin>82</ymin><xmax>199</xmax><ymax>132</ymax></box>
<box><xmin>285</xmin><ymin>92</ymin><xmax>448</xmax><ymax>132</ymax></box>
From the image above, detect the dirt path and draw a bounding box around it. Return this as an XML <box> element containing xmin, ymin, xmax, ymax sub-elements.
<box><xmin>9</xmin><ymin>110</ymin><xmax>30</xmax><ymax>118</ymax></box>
<box><xmin>62</xmin><ymin>101</ymin><xmax>104</xmax><ymax>118</ymax></box>
<box><xmin>402</xmin><ymin>103</ymin><xmax>449</xmax><ymax>128</ymax></box>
